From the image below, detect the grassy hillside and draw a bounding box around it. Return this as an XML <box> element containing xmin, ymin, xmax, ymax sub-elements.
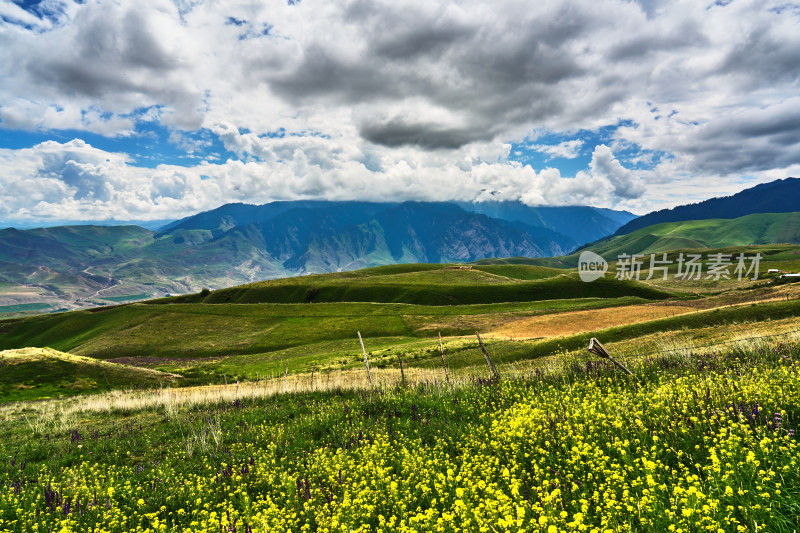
<box><xmin>581</xmin><ymin>212</ymin><xmax>800</xmax><ymax>259</ymax></box>
<box><xmin>614</xmin><ymin>176</ymin><xmax>800</xmax><ymax>235</ymax></box>
<box><xmin>0</xmin><ymin>294</ymin><xmax>657</xmax><ymax>360</ymax></box>
<box><xmin>1</xmin><ymin>247</ymin><xmax>798</xmax><ymax>393</ymax></box>
<box><xmin>0</xmin><ymin>347</ymin><xmax>179</xmax><ymax>402</ymax></box>
<box><xmin>0</xmin><ymin>261</ymin><xmax>677</xmax><ymax>388</ymax></box>
<box><xmin>3</xmin><ymin>222</ymin><xmax>800</xmax><ymax>531</ymax></box>
<box><xmin>179</xmin><ymin>265</ymin><xmax>668</xmax><ymax>305</ymax></box>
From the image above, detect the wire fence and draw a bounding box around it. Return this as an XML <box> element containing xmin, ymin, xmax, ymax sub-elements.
<box><xmin>655</xmin><ymin>329</ymin><xmax>800</xmax><ymax>354</ymax></box>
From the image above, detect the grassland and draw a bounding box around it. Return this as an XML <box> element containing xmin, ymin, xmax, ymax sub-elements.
<box><xmin>1</xmin><ymin>339</ymin><xmax>799</xmax><ymax>532</ymax></box>
<box><xmin>577</xmin><ymin>212</ymin><xmax>800</xmax><ymax>259</ymax></box>
<box><xmin>1</xmin><ymin>245</ymin><xmax>800</xmax><ymax>531</ymax></box>
<box><xmin>183</xmin><ymin>265</ymin><xmax>669</xmax><ymax>305</ymax></box>
<box><xmin>0</xmin><ymin>348</ymin><xmax>179</xmax><ymax>403</ymax></box>
<box><xmin>0</xmin><ymin>262</ymin><xmax>672</xmax><ymax>392</ymax></box>
<box><xmin>0</xmin><ymin>247</ymin><xmax>797</xmax><ymax>397</ymax></box>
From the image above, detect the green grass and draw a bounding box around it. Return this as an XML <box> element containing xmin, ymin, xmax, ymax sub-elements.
<box><xmin>579</xmin><ymin>213</ymin><xmax>800</xmax><ymax>259</ymax></box>
<box><xmin>516</xmin><ymin>297</ymin><xmax>800</xmax><ymax>363</ymax></box>
<box><xmin>350</xmin><ymin>297</ymin><xmax>800</xmax><ymax>373</ymax></box>
<box><xmin>1</xmin><ymin>344</ymin><xmax>799</xmax><ymax>531</ymax></box>
<box><xmin>470</xmin><ymin>264</ymin><xmax>565</xmax><ymax>280</ymax></box>
<box><xmin>4</xmin><ymin>237</ymin><xmax>800</xmax><ymax>530</ymax></box>
<box><xmin>230</xmin><ymin>297</ymin><xmax>799</xmax><ymax>380</ymax></box>
<box><xmin>0</xmin><ymin>296</ymin><xmax>650</xmax><ymax>366</ymax></box>
<box><xmin>182</xmin><ymin>270</ymin><xmax>669</xmax><ymax>305</ymax></box>
<box><xmin>472</xmin><ymin>244</ymin><xmax>800</xmax><ymax>276</ymax></box>
<box><xmin>1</xmin><ymin>249</ymin><xmax>797</xmax><ymax>395</ymax></box>
<box><xmin>0</xmin><ymin>348</ymin><xmax>178</xmax><ymax>403</ymax></box>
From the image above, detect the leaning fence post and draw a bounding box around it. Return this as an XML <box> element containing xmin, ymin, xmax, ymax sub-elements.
<box><xmin>476</xmin><ymin>332</ymin><xmax>501</xmax><ymax>379</ymax></box>
<box><xmin>357</xmin><ymin>331</ymin><xmax>373</xmax><ymax>385</ymax></box>
<box><xmin>588</xmin><ymin>338</ymin><xmax>634</xmax><ymax>376</ymax></box>
<box><xmin>397</xmin><ymin>353</ymin><xmax>407</xmax><ymax>388</ymax></box>
<box><xmin>438</xmin><ymin>332</ymin><xmax>450</xmax><ymax>383</ymax></box>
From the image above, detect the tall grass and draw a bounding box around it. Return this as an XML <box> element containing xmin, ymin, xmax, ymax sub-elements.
<box><xmin>2</xmin><ymin>336</ymin><xmax>799</xmax><ymax>532</ymax></box>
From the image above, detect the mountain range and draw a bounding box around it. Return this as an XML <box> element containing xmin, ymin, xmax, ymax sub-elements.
<box><xmin>5</xmin><ymin>176</ymin><xmax>799</xmax><ymax>315</ymax></box>
<box><xmin>614</xmin><ymin>177</ymin><xmax>800</xmax><ymax>235</ymax></box>
<box><xmin>0</xmin><ymin>201</ymin><xmax>634</xmax><ymax>313</ymax></box>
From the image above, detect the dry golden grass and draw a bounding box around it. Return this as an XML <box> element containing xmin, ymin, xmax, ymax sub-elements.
<box><xmin>608</xmin><ymin>316</ymin><xmax>800</xmax><ymax>358</ymax></box>
<box><xmin>4</xmin><ymin>319</ymin><xmax>797</xmax><ymax>433</ymax></box>
<box><xmin>0</xmin><ymin>357</ymin><xmax>560</xmax><ymax>431</ymax></box>
<box><xmin>508</xmin><ymin>322</ymin><xmax>800</xmax><ymax>377</ymax></box>
<box><xmin>404</xmin><ymin>312</ymin><xmax>524</xmax><ymax>335</ymax></box>
<box><xmin>0</xmin><ymin>366</ymin><xmax>451</xmax><ymax>420</ymax></box>
<box><xmin>486</xmin><ymin>303</ymin><xmax>698</xmax><ymax>340</ymax></box>
<box><xmin>486</xmin><ymin>283</ymin><xmax>800</xmax><ymax>341</ymax></box>
<box><xmin>0</xmin><ymin>347</ymin><xmax>180</xmax><ymax>379</ymax></box>
<box><xmin>521</xmin><ymin>316</ymin><xmax>800</xmax><ymax>370</ymax></box>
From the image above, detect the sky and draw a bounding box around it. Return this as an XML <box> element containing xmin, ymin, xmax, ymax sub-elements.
<box><xmin>1</xmin><ymin>0</ymin><xmax>799</xmax><ymax>226</ymax></box>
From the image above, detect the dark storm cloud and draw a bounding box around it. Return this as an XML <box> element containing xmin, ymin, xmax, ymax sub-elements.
<box><xmin>267</xmin><ymin>2</ymin><xmax>592</xmax><ymax>148</ymax></box>
<box><xmin>608</xmin><ymin>22</ymin><xmax>708</xmax><ymax>61</ymax></box>
<box><xmin>677</xmin><ymin>99</ymin><xmax>800</xmax><ymax>175</ymax></box>
<box><xmin>5</xmin><ymin>0</ymin><xmax>204</xmax><ymax>128</ymax></box>
<box><xmin>346</xmin><ymin>0</ymin><xmax>475</xmax><ymax>61</ymax></box>
<box><xmin>371</xmin><ymin>22</ymin><xmax>473</xmax><ymax>60</ymax></box>
<box><xmin>716</xmin><ymin>24</ymin><xmax>800</xmax><ymax>88</ymax></box>
<box><xmin>359</xmin><ymin>117</ymin><xmax>484</xmax><ymax>150</ymax></box>
<box><xmin>265</xmin><ymin>44</ymin><xmax>405</xmax><ymax>102</ymax></box>
<box><xmin>26</xmin><ymin>4</ymin><xmax>181</xmax><ymax>93</ymax></box>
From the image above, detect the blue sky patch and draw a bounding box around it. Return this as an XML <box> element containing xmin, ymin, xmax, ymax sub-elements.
<box><xmin>0</xmin><ymin>122</ymin><xmax>239</xmax><ymax>168</ymax></box>
<box><xmin>508</xmin><ymin>121</ymin><xmax>670</xmax><ymax>175</ymax></box>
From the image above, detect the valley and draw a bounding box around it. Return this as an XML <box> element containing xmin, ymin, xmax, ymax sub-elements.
<box><xmin>0</xmin><ymin>201</ymin><xmax>634</xmax><ymax>315</ymax></box>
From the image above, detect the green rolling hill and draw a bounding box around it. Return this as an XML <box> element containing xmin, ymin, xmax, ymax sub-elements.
<box><xmin>0</xmin><ymin>263</ymin><xmax>669</xmax><ymax>367</ymax></box>
<box><xmin>614</xmin><ymin>176</ymin><xmax>800</xmax><ymax>235</ymax></box>
<box><xmin>165</xmin><ymin>263</ymin><xmax>669</xmax><ymax>305</ymax></box>
<box><xmin>1</xmin><ymin>247</ymin><xmax>799</xmax><ymax>400</ymax></box>
<box><xmin>578</xmin><ymin>212</ymin><xmax>800</xmax><ymax>259</ymax></box>
<box><xmin>0</xmin><ymin>347</ymin><xmax>180</xmax><ymax>402</ymax></box>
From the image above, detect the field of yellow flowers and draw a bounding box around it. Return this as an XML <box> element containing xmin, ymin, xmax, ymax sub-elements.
<box><xmin>1</xmin><ymin>343</ymin><xmax>799</xmax><ymax>532</ymax></box>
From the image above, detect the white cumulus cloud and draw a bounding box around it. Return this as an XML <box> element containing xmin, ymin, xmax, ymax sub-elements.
<box><xmin>0</xmin><ymin>0</ymin><xmax>799</xmax><ymax>222</ymax></box>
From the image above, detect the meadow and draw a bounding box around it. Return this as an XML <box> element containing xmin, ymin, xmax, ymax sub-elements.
<box><xmin>1</xmin><ymin>247</ymin><xmax>800</xmax><ymax>531</ymax></box>
<box><xmin>1</xmin><ymin>337</ymin><xmax>799</xmax><ymax>532</ymax></box>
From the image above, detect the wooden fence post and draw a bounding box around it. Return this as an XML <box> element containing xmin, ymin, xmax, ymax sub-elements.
<box><xmin>438</xmin><ymin>332</ymin><xmax>450</xmax><ymax>383</ymax></box>
<box><xmin>398</xmin><ymin>353</ymin><xmax>407</xmax><ymax>388</ymax></box>
<box><xmin>587</xmin><ymin>338</ymin><xmax>634</xmax><ymax>376</ymax></box>
<box><xmin>357</xmin><ymin>331</ymin><xmax>373</xmax><ymax>385</ymax></box>
<box><xmin>476</xmin><ymin>332</ymin><xmax>501</xmax><ymax>380</ymax></box>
